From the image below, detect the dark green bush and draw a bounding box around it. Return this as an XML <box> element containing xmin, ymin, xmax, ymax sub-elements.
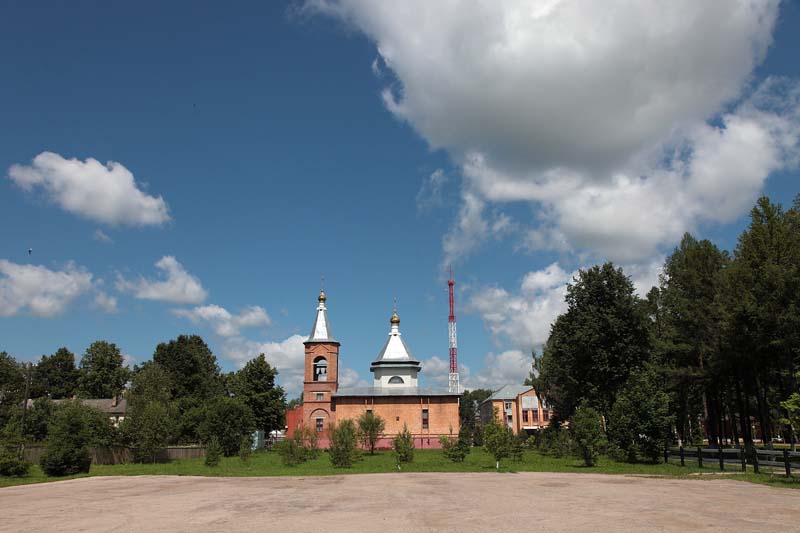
<box><xmin>0</xmin><ymin>453</ymin><xmax>30</xmax><ymax>477</ymax></box>
<box><xmin>204</xmin><ymin>437</ymin><xmax>222</xmax><ymax>467</ymax></box>
<box><xmin>571</xmin><ymin>402</ymin><xmax>605</xmax><ymax>466</ymax></box>
<box><xmin>40</xmin><ymin>445</ymin><xmax>91</xmax><ymax>476</ymax></box>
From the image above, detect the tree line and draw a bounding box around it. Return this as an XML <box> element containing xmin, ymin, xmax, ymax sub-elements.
<box><xmin>532</xmin><ymin>195</ymin><xmax>800</xmax><ymax>457</ymax></box>
<box><xmin>0</xmin><ymin>335</ymin><xmax>286</xmax><ymax>475</ymax></box>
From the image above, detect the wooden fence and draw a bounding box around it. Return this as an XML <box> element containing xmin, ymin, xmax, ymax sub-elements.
<box><xmin>24</xmin><ymin>446</ymin><xmax>205</xmax><ymax>465</ymax></box>
<box><xmin>666</xmin><ymin>446</ymin><xmax>800</xmax><ymax>478</ymax></box>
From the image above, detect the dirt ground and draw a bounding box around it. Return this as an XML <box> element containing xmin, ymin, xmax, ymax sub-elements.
<box><xmin>1</xmin><ymin>473</ymin><xmax>798</xmax><ymax>532</ymax></box>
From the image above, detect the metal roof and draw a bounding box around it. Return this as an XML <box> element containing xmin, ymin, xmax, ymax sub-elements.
<box><xmin>372</xmin><ymin>311</ymin><xmax>419</xmax><ymax>367</ymax></box>
<box><xmin>306</xmin><ymin>298</ymin><xmax>337</xmax><ymax>343</ymax></box>
<box><xmin>483</xmin><ymin>384</ymin><xmax>534</xmax><ymax>402</ymax></box>
<box><xmin>333</xmin><ymin>386</ymin><xmax>460</xmax><ymax>397</ymax></box>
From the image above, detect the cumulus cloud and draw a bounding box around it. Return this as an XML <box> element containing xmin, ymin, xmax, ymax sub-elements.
<box><xmin>116</xmin><ymin>256</ymin><xmax>207</xmax><ymax>304</ymax></box>
<box><xmin>461</xmin><ymin>350</ymin><xmax>532</xmax><ymax>390</ymax></box>
<box><xmin>307</xmin><ymin>1</ymin><xmax>800</xmax><ymax>264</ymax></box>
<box><xmin>8</xmin><ymin>152</ymin><xmax>170</xmax><ymax>226</ymax></box>
<box><xmin>220</xmin><ymin>334</ymin><xmax>308</xmax><ymax>395</ymax></box>
<box><xmin>0</xmin><ymin>260</ymin><xmax>94</xmax><ymax>317</ymax></box>
<box><xmin>339</xmin><ymin>367</ymin><xmax>370</xmax><ymax>388</ymax></box>
<box><xmin>173</xmin><ymin>304</ymin><xmax>271</xmax><ymax>337</ymax></box>
<box><xmin>468</xmin><ymin>262</ymin><xmax>571</xmax><ymax>350</ymax></box>
<box><xmin>93</xmin><ymin>291</ymin><xmax>118</xmax><ymax>314</ymax></box>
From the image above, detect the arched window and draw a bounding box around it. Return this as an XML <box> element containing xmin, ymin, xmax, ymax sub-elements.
<box><xmin>388</xmin><ymin>376</ymin><xmax>404</xmax><ymax>384</ymax></box>
<box><xmin>313</xmin><ymin>357</ymin><xmax>328</xmax><ymax>382</ymax></box>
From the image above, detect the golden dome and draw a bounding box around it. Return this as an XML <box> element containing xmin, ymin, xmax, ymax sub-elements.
<box><xmin>318</xmin><ymin>289</ymin><xmax>326</xmax><ymax>303</ymax></box>
<box><xmin>390</xmin><ymin>310</ymin><xmax>400</xmax><ymax>325</ymax></box>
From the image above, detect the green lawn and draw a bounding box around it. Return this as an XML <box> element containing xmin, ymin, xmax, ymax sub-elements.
<box><xmin>2</xmin><ymin>448</ymin><xmax>799</xmax><ymax>489</ymax></box>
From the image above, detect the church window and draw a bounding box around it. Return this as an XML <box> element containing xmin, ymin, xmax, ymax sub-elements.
<box><xmin>504</xmin><ymin>402</ymin><xmax>512</xmax><ymax>411</ymax></box>
<box><xmin>533</xmin><ymin>409</ymin><xmax>539</xmax><ymax>422</ymax></box>
<box><xmin>522</xmin><ymin>410</ymin><xmax>529</xmax><ymax>423</ymax></box>
<box><xmin>388</xmin><ymin>376</ymin><xmax>404</xmax><ymax>384</ymax></box>
<box><xmin>313</xmin><ymin>357</ymin><xmax>328</xmax><ymax>382</ymax></box>
<box><xmin>422</xmin><ymin>408</ymin><xmax>429</xmax><ymax>429</ymax></box>
<box><xmin>315</xmin><ymin>417</ymin><xmax>324</xmax><ymax>432</ymax></box>
<box><xmin>316</xmin><ymin>393</ymin><xmax>324</xmax><ymax>401</ymax></box>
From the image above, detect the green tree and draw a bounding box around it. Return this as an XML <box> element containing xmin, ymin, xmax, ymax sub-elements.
<box><xmin>657</xmin><ymin>233</ymin><xmax>729</xmax><ymax>448</ymax></box>
<box><xmin>125</xmin><ymin>401</ymin><xmax>176</xmax><ymax>463</ymax></box>
<box><xmin>780</xmin><ymin>372</ymin><xmax>800</xmax><ymax>451</ymax></box>
<box><xmin>440</xmin><ymin>428</ymin><xmax>471</xmax><ymax>463</ymax></box>
<box><xmin>459</xmin><ymin>388</ymin><xmax>493</xmax><ymax>429</ymax></box>
<box><xmin>77</xmin><ymin>341</ymin><xmax>130</xmax><ymax>399</ymax></box>
<box><xmin>204</xmin><ymin>436</ymin><xmax>222</xmax><ymax>467</ymax></box>
<box><xmin>39</xmin><ymin>401</ymin><xmax>115</xmax><ymax>476</ymax></box>
<box><xmin>197</xmin><ymin>396</ymin><xmax>255</xmax><ymax>457</ymax></box>
<box><xmin>483</xmin><ymin>412</ymin><xmax>514</xmax><ymax>470</ymax></box>
<box><xmin>571</xmin><ymin>401</ymin><xmax>604</xmax><ymax>467</ymax></box>
<box><xmin>31</xmin><ymin>348</ymin><xmax>80</xmax><ymax>400</ymax></box>
<box><xmin>123</xmin><ymin>362</ymin><xmax>176</xmax><ymax>457</ymax></box>
<box><xmin>0</xmin><ymin>352</ymin><xmax>25</xmax><ymax>430</ymax></box>
<box><xmin>153</xmin><ymin>335</ymin><xmax>222</xmax><ymax>413</ymax></box>
<box><xmin>392</xmin><ymin>423</ymin><xmax>414</xmax><ymax>466</ymax></box>
<box><xmin>232</xmin><ymin>354</ymin><xmax>286</xmax><ymax>435</ymax></box>
<box><xmin>607</xmin><ymin>369</ymin><xmax>672</xmax><ymax>463</ymax></box>
<box><xmin>9</xmin><ymin>397</ymin><xmax>56</xmax><ymax>443</ymax></box>
<box><xmin>540</xmin><ymin>263</ymin><xmax>651</xmax><ymax>421</ymax></box>
<box><xmin>356</xmin><ymin>411</ymin><xmax>385</xmax><ymax>454</ymax></box>
<box><xmin>726</xmin><ymin>197</ymin><xmax>800</xmax><ymax>446</ymax></box>
<box><xmin>329</xmin><ymin>419</ymin><xmax>360</xmax><ymax>468</ymax></box>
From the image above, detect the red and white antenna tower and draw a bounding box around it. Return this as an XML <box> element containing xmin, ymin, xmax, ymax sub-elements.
<box><xmin>448</xmin><ymin>267</ymin><xmax>460</xmax><ymax>393</ymax></box>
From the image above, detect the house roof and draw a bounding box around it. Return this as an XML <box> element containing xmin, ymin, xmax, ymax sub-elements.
<box><xmin>482</xmin><ymin>384</ymin><xmax>534</xmax><ymax>403</ymax></box>
<box><xmin>333</xmin><ymin>386</ymin><xmax>460</xmax><ymax>398</ymax></box>
<box><xmin>51</xmin><ymin>397</ymin><xmax>128</xmax><ymax>415</ymax></box>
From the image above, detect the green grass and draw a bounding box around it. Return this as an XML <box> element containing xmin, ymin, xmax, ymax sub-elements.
<box><xmin>2</xmin><ymin>448</ymin><xmax>798</xmax><ymax>489</ymax></box>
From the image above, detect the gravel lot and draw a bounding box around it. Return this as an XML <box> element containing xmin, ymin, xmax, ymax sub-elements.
<box><xmin>1</xmin><ymin>472</ymin><xmax>798</xmax><ymax>532</ymax></box>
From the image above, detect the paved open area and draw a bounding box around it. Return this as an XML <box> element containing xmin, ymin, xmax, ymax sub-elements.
<box><xmin>1</xmin><ymin>473</ymin><xmax>798</xmax><ymax>532</ymax></box>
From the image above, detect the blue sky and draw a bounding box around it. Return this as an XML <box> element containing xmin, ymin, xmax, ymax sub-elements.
<box><xmin>1</xmin><ymin>1</ymin><xmax>799</xmax><ymax>396</ymax></box>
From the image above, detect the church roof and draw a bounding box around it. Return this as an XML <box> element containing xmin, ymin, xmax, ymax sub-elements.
<box><xmin>371</xmin><ymin>309</ymin><xmax>420</xmax><ymax>366</ymax></box>
<box><xmin>306</xmin><ymin>289</ymin><xmax>337</xmax><ymax>343</ymax></box>
<box><xmin>333</xmin><ymin>386</ymin><xmax>460</xmax><ymax>397</ymax></box>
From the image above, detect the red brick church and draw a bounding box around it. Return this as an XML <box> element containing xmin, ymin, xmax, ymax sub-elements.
<box><xmin>285</xmin><ymin>289</ymin><xmax>461</xmax><ymax>448</ymax></box>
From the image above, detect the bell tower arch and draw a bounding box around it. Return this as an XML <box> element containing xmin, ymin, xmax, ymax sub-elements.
<box><xmin>302</xmin><ymin>288</ymin><xmax>340</xmax><ymax>434</ymax></box>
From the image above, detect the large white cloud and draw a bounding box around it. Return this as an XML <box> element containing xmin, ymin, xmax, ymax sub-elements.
<box><xmin>0</xmin><ymin>260</ymin><xmax>94</xmax><ymax>317</ymax></box>
<box><xmin>173</xmin><ymin>304</ymin><xmax>271</xmax><ymax>337</ymax></box>
<box><xmin>468</xmin><ymin>262</ymin><xmax>571</xmax><ymax>350</ymax></box>
<box><xmin>307</xmin><ymin>1</ymin><xmax>799</xmax><ymax>264</ymax></box>
<box><xmin>219</xmin><ymin>333</ymin><xmax>368</xmax><ymax>396</ymax></box>
<box><xmin>116</xmin><ymin>256</ymin><xmax>207</xmax><ymax>304</ymax></box>
<box><xmin>460</xmin><ymin>350</ymin><xmax>532</xmax><ymax>391</ymax></box>
<box><xmin>8</xmin><ymin>152</ymin><xmax>170</xmax><ymax>226</ymax></box>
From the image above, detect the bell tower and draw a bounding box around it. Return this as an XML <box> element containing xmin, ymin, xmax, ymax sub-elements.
<box><xmin>302</xmin><ymin>287</ymin><xmax>340</xmax><ymax>433</ymax></box>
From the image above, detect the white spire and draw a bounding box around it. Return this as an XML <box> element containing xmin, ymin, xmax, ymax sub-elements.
<box><xmin>307</xmin><ymin>289</ymin><xmax>335</xmax><ymax>342</ymax></box>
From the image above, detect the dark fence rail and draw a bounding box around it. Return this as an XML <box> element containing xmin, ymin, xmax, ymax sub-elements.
<box><xmin>23</xmin><ymin>446</ymin><xmax>205</xmax><ymax>465</ymax></box>
<box><xmin>666</xmin><ymin>446</ymin><xmax>800</xmax><ymax>477</ymax></box>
